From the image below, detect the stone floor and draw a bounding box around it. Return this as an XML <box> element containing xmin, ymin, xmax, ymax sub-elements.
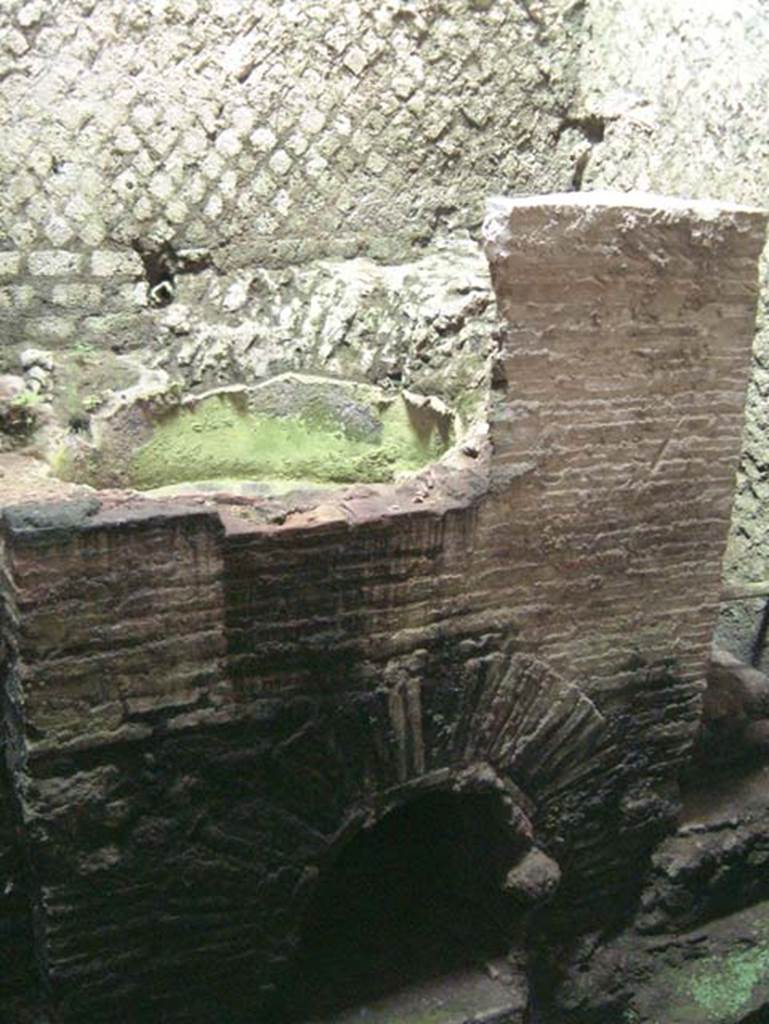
<box><xmin>308</xmin><ymin>961</ymin><xmax>527</xmax><ymax>1024</ymax></box>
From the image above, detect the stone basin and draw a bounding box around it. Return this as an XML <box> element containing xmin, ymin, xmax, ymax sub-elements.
<box><xmin>48</xmin><ymin>372</ymin><xmax>462</xmax><ymax>495</ymax></box>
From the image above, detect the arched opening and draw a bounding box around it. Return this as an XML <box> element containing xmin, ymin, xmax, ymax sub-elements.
<box><xmin>278</xmin><ymin>789</ymin><xmax>527</xmax><ymax>1021</ymax></box>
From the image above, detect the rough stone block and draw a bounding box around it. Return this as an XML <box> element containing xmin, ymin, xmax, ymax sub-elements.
<box><xmin>0</xmin><ymin>252</ymin><xmax>21</xmax><ymax>276</ymax></box>
<box><xmin>23</xmin><ymin>316</ymin><xmax>75</xmax><ymax>340</ymax></box>
<box><xmin>0</xmin><ymin>285</ymin><xmax>35</xmax><ymax>308</ymax></box>
<box><xmin>27</xmin><ymin>251</ymin><xmax>83</xmax><ymax>276</ymax></box>
<box><xmin>51</xmin><ymin>283</ymin><xmax>103</xmax><ymax>308</ymax></box>
<box><xmin>90</xmin><ymin>249</ymin><xmax>144</xmax><ymax>278</ymax></box>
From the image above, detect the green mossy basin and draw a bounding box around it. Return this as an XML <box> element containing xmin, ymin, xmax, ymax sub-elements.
<box><xmin>53</xmin><ymin>374</ymin><xmax>456</xmax><ymax>492</ymax></box>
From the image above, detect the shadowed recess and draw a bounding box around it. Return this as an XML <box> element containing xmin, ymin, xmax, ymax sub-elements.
<box><xmin>276</xmin><ymin>790</ymin><xmax>525</xmax><ymax>1021</ymax></box>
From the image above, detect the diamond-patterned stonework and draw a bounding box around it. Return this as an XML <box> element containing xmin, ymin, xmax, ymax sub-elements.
<box><xmin>0</xmin><ymin>0</ymin><xmax>579</xmax><ymax>267</ymax></box>
<box><xmin>0</xmin><ymin>0</ymin><xmax>582</xmax><ymax>360</ymax></box>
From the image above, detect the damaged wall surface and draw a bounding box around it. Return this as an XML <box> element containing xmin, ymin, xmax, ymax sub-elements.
<box><xmin>2</xmin><ymin>0</ymin><xmax>769</xmax><ymax>1021</ymax></box>
<box><xmin>2</xmin><ymin>0</ymin><xmax>768</xmax><ymax>633</ymax></box>
<box><xmin>0</xmin><ymin>0</ymin><xmax>583</xmax><ymax>359</ymax></box>
<box><xmin>0</xmin><ymin>194</ymin><xmax>765</xmax><ymax>1022</ymax></box>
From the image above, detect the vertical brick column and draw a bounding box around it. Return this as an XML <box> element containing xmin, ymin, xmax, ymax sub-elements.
<box><xmin>478</xmin><ymin>192</ymin><xmax>766</xmax><ymax>698</ymax></box>
<box><xmin>1</xmin><ymin>500</ymin><xmax>226</xmax><ymax>754</ymax></box>
<box><xmin>0</xmin><ymin>500</ymin><xmax>227</xmax><ymax>1018</ymax></box>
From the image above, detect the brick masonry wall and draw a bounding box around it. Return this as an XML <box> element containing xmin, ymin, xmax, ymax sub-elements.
<box><xmin>224</xmin><ymin>500</ymin><xmax>487</xmax><ymax>699</ymax></box>
<box><xmin>0</xmin><ymin>492</ymin><xmax>515</xmax><ymax>1020</ymax></box>
<box><xmin>1</xmin><ymin>501</ymin><xmax>226</xmax><ymax>753</ymax></box>
<box><xmin>2</xmin><ymin>0</ymin><xmax>768</xmax><ymax>671</ymax></box>
<box><xmin>0</xmin><ymin>194</ymin><xmax>765</xmax><ymax>1021</ymax></box>
<box><xmin>478</xmin><ymin>194</ymin><xmax>767</xmax><ymax>708</ymax></box>
<box><xmin>577</xmin><ymin>0</ymin><xmax>769</xmax><ymax>664</ymax></box>
<box><xmin>0</xmin><ymin>500</ymin><xmax>229</xmax><ymax>1019</ymax></box>
<box><xmin>0</xmin><ymin>493</ymin><xmax>625</xmax><ymax>1020</ymax></box>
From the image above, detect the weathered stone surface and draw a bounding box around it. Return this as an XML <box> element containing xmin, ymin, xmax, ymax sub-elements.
<box><xmin>312</xmin><ymin>961</ymin><xmax>529</xmax><ymax>1024</ymax></box>
<box><xmin>2</xmin><ymin>243</ymin><xmax>495</xmax><ymax>493</ymax></box>
<box><xmin>698</xmin><ymin>649</ymin><xmax>769</xmax><ymax>769</ymax></box>
<box><xmin>2</xmin><ymin>496</ymin><xmax>101</xmax><ymax>536</ymax></box>
<box><xmin>503</xmin><ymin>848</ymin><xmax>561</xmax><ymax>906</ymax></box>
<box><xmin>0</xmin><ymin>562</ymin><xmax>37</xmax><ymax>1016</ymax></box>
<box><xmin>637</xmin><ymin>764</ymin><xmax>769</xmax><ymax>936</ymax></box>
<box><xmin>577</xmin><ymin>0</ymin><xmax>769</xmax><ymax>673</ymax></box>
<box><xmin>0</xmin><ymin>194</ymin><xmax>765</xmax><ymax>1020</ymax></box>
<box><xmin>557</xmin><ymin>897</ymin><xmax>769</xmax><ymax>1024</ymax></box>
<box><xmin>0</xmin><ymin>754</ymin><xmax>35</xmax><ymax>1005</ymax></box>
<box><xmin>0</xmin><ymin>0</ymin><xmax>582</xmax><ymax>362</ymax></box>
<box><xmin>548</xmin><ymin>753</ymin><xmax>769</xmax><ymax>1022</ymax></box>
<box><xmin>707</xmin><ymin>650</ymin><xmax>769</xmax><ymax>722</ymax></box>
<box><xmin>154</xmin><ymin>244</ymin><xmax>495</xmax><ymax>409</ymax></box>
<box><xmin>480</xmin><ymin>192</ymin><xmax>765</xmax><ymax>696</ymax></box>
<box><xmin>0</xmin><ymin>372</ymin><xmax>30</xmax><ymax>437</ymax></box>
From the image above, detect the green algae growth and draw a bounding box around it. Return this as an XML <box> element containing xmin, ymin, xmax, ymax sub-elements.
<box><xmin>640</xmin><ymin>916</ymin><xmax>769</xmax><ymax>1024</ymax></box>
<box><xmin>682</xmin><ymin>943</ymin><xmax>769</xmax><ymax>1021</ymax></box>
<box><xmin>129</xmin><ymin>392</ymin><xmax>452</xmax><ymax>490</ymax></box>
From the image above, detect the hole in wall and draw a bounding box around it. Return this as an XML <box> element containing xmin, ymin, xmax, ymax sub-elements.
<box><xmin>132</xmin><ymin>239</ymin><xmax>177</xmax><ymax>307</ymax></box>
<box><xmin>276</xmin><ymin>790</ymin><xmax>524</xmax><ymax>1021</ymax></box>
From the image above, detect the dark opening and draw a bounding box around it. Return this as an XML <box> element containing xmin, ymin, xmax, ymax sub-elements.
<box><xmin>277</xmin><ymin>790</ymin><xmax>524</xmax><ymax>1021</ymax></box>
